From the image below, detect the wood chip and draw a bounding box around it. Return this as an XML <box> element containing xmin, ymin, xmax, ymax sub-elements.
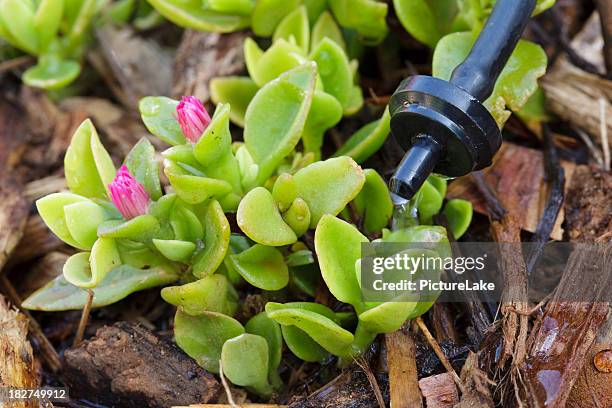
<box><xmin>385</xmin><ymin>330</ymin><xmax>423</xmax><ymax>408</ymax></box>
<box><xmin>447</xmin><ymin>142</ymin><xmax>575</xmax><ymax>240</ymax></box>
<box><xmin>0</xmin><ymin>295</ymin><xmax>40</xmax><ymax>408</ymax></box>
<box><xmin>63</xmin><ymin>322</ymin><xmax>221</xmax><ymax>408</ymax></box>
<box><xmin>418</xmin><ymin>373</ymin><xmax>459</xmax><ymax>408</ymax></box>
<box><xmin>10</xmin><ymin>216</ymin><xmax>64</xmax><ymax>266</ymax></box>
<box><xmin>172</xmin><ymin>30</ymin><xmax>248</xmax><ymax>102</ymax></box>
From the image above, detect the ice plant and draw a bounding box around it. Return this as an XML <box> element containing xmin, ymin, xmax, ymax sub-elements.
<box><xmin>176</xmin><ymin>96</ymin><xmax>211</xmax><ymax>143</ymax></box>
<box><xmin>109</xmin><ymin>166</ymin><xmax>151</xmax><ymax>220</ymax></box>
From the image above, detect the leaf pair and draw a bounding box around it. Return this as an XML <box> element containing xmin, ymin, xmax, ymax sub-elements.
<box><xmin>237</xmin><ymin>156</ymin><xmax>365</xmax><ymax>246</ymax></box>
<box><xmin>174</xmin><ymin>310</ymin><xmax>282</xmax><ymax>397</ymax></box>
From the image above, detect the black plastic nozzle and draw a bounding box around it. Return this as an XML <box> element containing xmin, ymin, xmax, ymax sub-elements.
<box><xmin>389</xmin><ymin>0</ymin><xmax>537</xmax><ymax>202</ymax></box>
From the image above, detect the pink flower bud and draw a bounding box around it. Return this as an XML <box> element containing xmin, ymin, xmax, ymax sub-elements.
<box><xmin>109</xmin><ymin>166</ymin><xmax>150</xmax><ymax>220</ymax></box>
<box><xmin>176</xmin><ymin>96</ymin><xmax>211</xmax><ymax>143</ymax></box>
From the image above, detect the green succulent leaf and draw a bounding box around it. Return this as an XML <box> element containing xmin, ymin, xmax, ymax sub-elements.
<box><xmin>166</xmin><ymin>170</ymin><xmax>233</xmax><ymax>205</ymax></box>
<box><xmin>227</xmin><ymin>244</ymin><xmax>289</xmax><ymax>290</ymax></box>
<box><xmin>302</xmin><ymin>90</ymin><xmax>343</xmax><ymax>157</ymax></box>
<box><xmin>272</xmin><ymin>173</ymin><xmax>298</xmax><ymax>212</ymax></box>
<box><xmin>36</xmin><ymin>192</ymin><xmax>92</xmax><ymax>249</ymax></box>
<box><xmin>245</xmin><ymin>312</ymin><xmax>283</xmax><ymax>373</ymax></box>
<box><xmin>22</xmin><ymin>264</ymin><xmax>179</xmax><ymax>311</ymax></box>
<box><xmin>22</xmin><ymin>56</ymin><xmax>81</xmax><ymax>90</ymax></box>
<box><xmin>309</xmin><ymin>38</ymin><xmax>352</xmax><ymax>108</ymax></box>
<box><xmin>124</xmin><ymin>138</ymin><xmax>163</xmax><ymax>200</ymax></box>
<box><xmin>0</xmin><ymin>0</ymin><xmax>38</xmax><ymax>54</ymax></box>
<box><xmin>237</xmin><ymin>187</ymin><xmax>297</xmax><ymax>246</ymax></box>
<box><xmin>174</xmin><ymin>310</ymin><xmax>245</xmax><ymax>374</ymax></box>
<box><xmin>433</xmin><ymin>32</ymin><xmax>547</xmax><ymax>127</ymax></box>
<box><xmin>293</xmin><ymin>156</ymin><xmax>365</xmax><ymax>228</ymax></box>
<box><xmin>251</xmin><ymin>0</ymin><xmax>300</xmax><ymax>36</ymax></box>
<box><xmin>273</xmin><ymin>5</ymin><xmax>310</xmax><ymax>53</ymax></box>
<box><xmin>353</xmin><ymin>169</ymin><xmax>393</xmax><ymax>233</ymax></box>
<box><xmin>358</xmin><ymin>301</ymin><xmax>420</xmax><ymax>333</ymax></box>
<box><xmin>63</xmin><ymin>201</ymin><xmax>110</xmax><ymax>249</ymax></box>
<box><xmin>210</xmin><ymin>76</ymin><xmax>259</xmax><ymax>127</ymax></box>
<box><xmin>280</xmin><ymin>324</ymin><xmax>329</xmax><ymax>362</ymax></box>
<box><xmin>97</xmin><ymin>215</ymin><xmax>160</xmax><ymax>241</ymax></box>
<box><xmin>329</xmin><ymin>0</ymin><xmax>388</xmax><ymax>44</ymax></box>
<box><xmin>62</xmin><ymin>238</ymin><xmax>121</xmax><ymax>289</ymax></box>
<box><xmin>392</xmin><ymin>0</ymin><xmax>459</xmax><ymax>48</ymax></box>
<box><xmin>443</xmin><ymin>199</ymin><xmax>473</xmax><ymax>239</ymax></box>
<box><xmin>206</xmin><ymin>0</ymin><xmax>255</xmax><ymax>15</ymax></box>
<box><xmin>139</xmin><ymin>96</ymin><xmax>186</xmax><ymax>146</ymax></box>
<box><xmin>282</xmin><ymin>198</ymin><xmax>311</xmax><ymax>237</ymax></box>
<box><xmin>221</xmin><ymin>334</ymin><xmax>273</xmax><ymax>397</ymax></box>
<box><xmin>64</xmin><ymin>119</ymin><xmax>116</xmax><ymax>199</ymax></box>
<box><xmin>312</xmin><ymin>10</ymin><xmax>346</xmax><ymax>50</ymax></box>
<box><xmin>266</xmin><ymin>302</ymin><xmax>354</xmax><ymax>357</ymax></box>
<box><xmin>417</xmin><ymin>179</ymin><xmax>444</xmax><ymax>225</ymax></box>
<box><xmin>244</xmin><ymin>63</ymin><xmax>316</xmax><ymax>185</ymax></box>
<box><xmin>146</xmin><ymin>0</ymin><xmax>250</xmax><ymax>32</ymax></box>
<box><xmin>250</xmin><ymin>39</ymin><xmax>305</xmax><ymax>88</ymax></box>
<box><xmin>161</xmin><ymin>274</ymin><xmax>238</xmax><ymax>316</ymax></box>
<box><xmin>192</xmin><ymin>200</ymin><xmax>231</xmax><ymax>278</ymax></box>
<box><xmin>314</xmin><ymin>215</ymin><xmax>367</xmax><ymax>307</ymax></box>
<box><xmin>152</xmin><ymin>239</ymin><xmax>196</xmax><ymax>262</ymax></box>
<box><xmin>334</xmin><ymin>108</ymin><xmax>390</xmax><ymax>163</ymax></box>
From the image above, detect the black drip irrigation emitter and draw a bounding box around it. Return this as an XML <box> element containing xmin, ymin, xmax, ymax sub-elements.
<box><xmin>388</xmin><ymin>0</ymin><xmax>537</xmax><ymax>204</ymax></box>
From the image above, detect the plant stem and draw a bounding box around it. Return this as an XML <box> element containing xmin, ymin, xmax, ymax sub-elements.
<box><xmin>73</xmin><ymin>289</ymin><xmax>94</xmax><ymax>347</ymax></box>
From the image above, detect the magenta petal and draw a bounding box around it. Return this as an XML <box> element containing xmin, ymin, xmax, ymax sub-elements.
<box><xmin>176</xmin><ymin>96</ymin><xmax>211</xmax><ymax>143</ymax></box>
<box><xmin>108</xmin><ymin>165</ymin><xmax>150</xmax><ymax>219</ymax></box>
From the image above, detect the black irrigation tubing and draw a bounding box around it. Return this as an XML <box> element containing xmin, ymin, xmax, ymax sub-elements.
<box><xmin>525</xmin><ymin>124</ymin><xmax>566</xmax><ymax>276</ymax></box>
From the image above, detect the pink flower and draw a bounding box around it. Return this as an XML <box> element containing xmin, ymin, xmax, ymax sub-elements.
<box><xmin>109</xmin><ymin>166</ymin><xmax>150</xmax><ymax>220</ymax></box>
<box><xmin>176</xmin><ymin>96</ymin><xmax>211</xmax><ymax>143</ymax></box>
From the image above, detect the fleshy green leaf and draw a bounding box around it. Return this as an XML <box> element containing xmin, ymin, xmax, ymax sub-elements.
<box><xmin>293</xmin><ymin>156</ymin><xmax>365</xmax><ymax>228</ymax></box>
<box><xmin>282</xmin><ymin>198</ymin><xmax>311</xmax><ymax>237</ymax></box>
<box><xmin>209</xmin><ymin>76</ymin><xmax>259</xmax><ymax>127</ymax></box>
<box><xmin>139</xmin><ymin>96</ymin><xmax>186</xmax><ymax>146</ymax></box>
<box><xmin>251</xmin><ymin>0</ymin><xmax>300</xmax><ymax>36</ymax></box>
<box><xmin>392</xmin><ymin>0</ymin><xmax>459</xmax><ymax>48</ymax></box>
<box><xmin>314</xmin><ymin>215</ymin><xmax>367</xmax><ymax>307</ymax></box>
<box><xmin>146</xmin><ymin>0</ymin><xmax>250</xmax><ymax>32</ymax></box>
<box><xmin>166</xmin><ymin>172</ymin><xmax>233</xmax><ymax>205</ymax></box>
<box><xmin>36</xmin><ymin>192</ymin><xmax>91</xmax><ymax>249</ymax></box>
<box><xmin>237</xmin><ymin>187</ymin><xmax>297</xmax><ymax>246</ymax></box>
<box><xmin>302</xmin><ymin>90</ymin><xmax>343</xmax><ymax>157</ymax></box>
<box><xmin>309</xmin><ymin>38</ymin><xmax>352</xmax><ymax>108</ymax></box>
<box><xmin>443</xmin><ymin>199</ymin><xmax>473</xmax><ymax>239</ymax></box>
<box><xmin>417</xmin><ymin>179</ymin><xmax>444</xmax><ymax>225</ymax></box>
<box><xmin>433</xmin><ymin>32</ymin><xmax>547</xmax><ymax>127</ymax></box>
<box><xmin>192</xmin><ymin>200</ymin><xmax>231</xmax><ymax>278</ymax></box>
<box><xmin>221</xmin><ymin>334</ymin><xmax>273</xmax><ymax>397</ymax></box>
<box><xmin>161</xmin><ymin>274</ymin><xmax>238</xmax><ymax>316</ymax></box>
<box><xmin>244</xmin><ymin>63</ymin><xmax>316</xmax><ymax>185</ymax></box>
<box><xmin>334</xmin><ymin>108</ymin><xmax>390</xmax><ymax>163</ymax></box>
<box><xmin>64</xmin><ymin>201</ymin><xmax>111</xmax><ymax>249</ymax></box>
<box><xmin>227</xmin><ymin>244</ymin><xmax>289</xmax><ymax>290</ymax></box>
<box><xmin>64</xmin><ymin>119</ymin><xmax>116</xmax><ymax>199</ymax></box>
<box><xmin>358</xmin><ymin>300</ymin><xmax>420</xmax><ymax>333</ymax></box>
<box><xmin>266</xmin><ymin>302</ymin><xmax>354</xmax><ymax>357</ymax></box>
<box><xmin>33</xmin><ymin>0</ymin><xmax>64</xmax><ymax>51</ymax></box>
<box><xmin>174</xmin><ymin>310</ymin><xmax>245</xmax><ymax>373</ymax></box>
<box><xmin>249</xmin><ymin>38</ymin><xmax>305</xmax><ymax>88</ymax></box>
<box><xmin>329</xmin><ymin>0</ymin><xmax>388</xmax><ymax>44</ymax></box>
<box><xmin>97</xmin><ymin>215</ymin><xmax>160</xmax><ymax>241</ymax></box>
<box><xmin>22</xmin><ymin>264</ymin><xmax>179</xmax><ymax>311</ymax></box>
<box><xmin>280</xmin><ymin>324</ymin><xmax>328</xmax><ymax>362</ymax></box>
<box><xmin>245</xmin><ymin>312</ymin><xmax>283</xmax><ymax>373</ymax></box>
<box><xmin>273</xmin><ymin>6</ymin><xmax>310</xmax><ymax>53</ymax></box>
<box><xmin>311</xmin><ymin>10</ymin><xmax>346</xmax><ymax>50</ymax></box>
<box><xmin>0</xmin><ymin>0</ymin><xmax>38</xmax><ymax>54</ymax></box>
<box><xmin>272</xmin><ymin>173</ymin><xmax>298</xmax><ymax>212</ymax></box>
<box><xmin>152</xmin><ymin>239</ymin><xmax>196</xmax><ymax>262</ymax></box>
<box><xmin>124</xmin><ymin>138</ymin><xmax>162</xmax><ymax>200</ymax></box>
<box><xmin>352</xmin><ymin>169</ymin><xmax>392</xmax><ymax>233</ymax></box>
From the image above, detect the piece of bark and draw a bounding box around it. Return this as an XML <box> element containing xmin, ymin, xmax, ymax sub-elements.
<box><xmin>455</xmin><ymin>352</ymin><xmax>494</xmax><ymax>408</ymax></box>
<box><xmin>175</xmin><ymin>405</ymin><xmax>287</xmax><ymax>408</ymax></box>
<box><xmin>564</xmin><ymin>165</ymin><xmax>611</xmax><ymax>242</ymax></box>
<box><xmin>10</xmin><ymin>215</ymin><xmax>64</xmax><ymax>266</ymax></box>
<box><xmin>63</xmin><ymin>322</ymin><xmax>221</xmax><ymax>407</ymax></box>
<box><xmin>95</xmin><ymin>26</ymin><xmax>173</xmax><ymax>108</ymax></box>
<box><xmin>0</xmin><ymin>295</ymin><xmax>40</xmax><ymax>408</ymax></box>
<box><xmin>172</xmin><ymin>30</ymin><xmax>248</xmax><ymax>102</ymax></box>
<box><xmin>287</xmin><ymin>368</ymin><xmax>389</xmax><ymax>408</ymax></box>
<box><xmin>15</xmin><ymin>252</ymin><xmax>66</xmax><ymax>299</ymax></box>
<box><xmin>418</xmin><ymin>373</ymin><xmax>459</xmax><ymax>408</ymax></box>
<box><xmin>0</xmin><ymin>179</ymin><xmax>29</xmax><ymax>273</ymax></box>
<box><xmin>595</xmin><ymin>1</ymin><xmax>612</xmax><ymax>76</ymax></box>
<box><xmin>385</xmin><ymin>330</ymin><xmax>423</xmax><ymax>408</ymax></box>
<box><xmin>24</xmin><ymin>175</ymin><xmax>66</xmax><ymax>202</ymax></box>
<box><xmin>521</xmin><ymin>246</ymin><xmax>611</xmax><ymax>407</ymax></box>
<box><xmin>447</xmin><ymin>143</ymin><xmax>575</xmax><ymax>240</ymax></box>
<box><xmin>431</xmin><ymin>303</ymin><xmax>459</xmax><ymax>343</ymax></box>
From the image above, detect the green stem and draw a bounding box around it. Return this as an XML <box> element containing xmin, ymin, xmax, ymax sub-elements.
<box><xmin>338</xmin><ymin>320</ymin><xmax>377</xmax><ymax>367</ymax></box>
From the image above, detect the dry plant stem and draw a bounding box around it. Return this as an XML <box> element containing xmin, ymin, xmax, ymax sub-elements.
<box><xmin>0</xmin><ymin>55</ymin><xmax>34</xmax><ymax>74</ymax></box>
<box><xmin>354</xmin><ymin>356</ymin><xmax>386</xmax><ymax>408</ymax></box>
<box><xmin>599</xmin><ymin>98</ymin><xmax>611</xmax><ymax>171</ymax></box>
<box><xmin>574</xmin><ymin>127</ymin><xmax>605</xmax><ymax>167</ymax></box>
<box><xmin>415</xmin><ymin>317</ymin><xmax>465</xmax><ymax>393</ymax></box>
<box><xmin>218</xmin><ymin>360</ymin><xmax>237</xmax><ymax>408</ymax></box>
<box><xmin>595</xmin><ymin>0</ymin><xmax>612</xmax><ymax>76</ymax></box>
<box><xmin>385</xmin><ymin>330</ymin><xmax>423</xmax><ymax>408</ymax></box>
<box><xmin>73</xmin><ymin>289</ymin><xmax>94</xmax><ymax>347</ymax></box>
<box><xmin>0</xmin><ymin>275</ymin><xmax>62</xmax><ymax>373</ymax></box>
<box><xmin>470</xmin><ymin>171</ymin><xmax>506</xmax><ymax>221</ymax></box>
<box><xmin>526</xmin><ymin>125</ymin><xmax>565</xmax><ymax>276</ymax></box>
